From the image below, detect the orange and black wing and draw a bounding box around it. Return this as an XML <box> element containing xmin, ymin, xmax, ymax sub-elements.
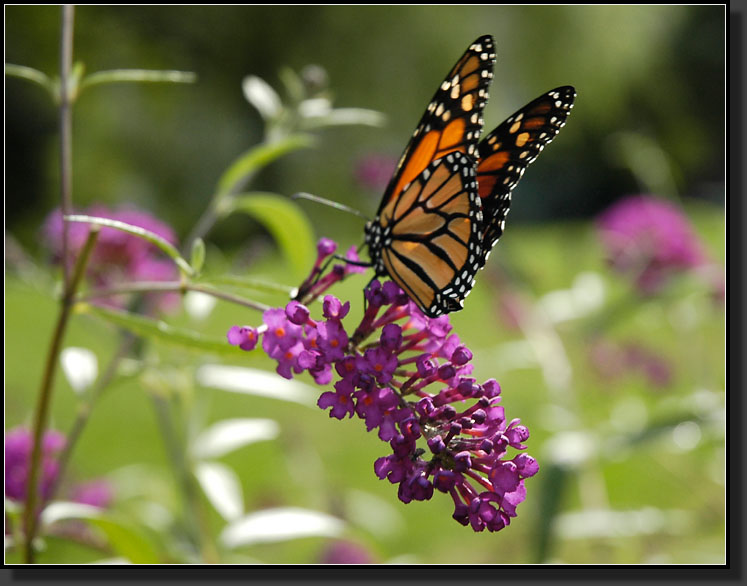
<box><xmin>476</xmin><ymin>86</ymin><xmax>576</xmax><ymax>253</ymax></box>
<box><xmin>376</xmin><ymin>35</ymin><xmax>496</xmax><ymax>218</ymax></box>
<box><xmin>370</xmin><ymin>152</ymin><xmax>484</xmax><ymax>318</ymax></box>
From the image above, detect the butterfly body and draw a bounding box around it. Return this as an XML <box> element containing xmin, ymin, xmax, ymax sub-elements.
<box><xmin>365</xmin><ymin>35</ymin><xmax>575</xmax><ymax>318</ymax></box>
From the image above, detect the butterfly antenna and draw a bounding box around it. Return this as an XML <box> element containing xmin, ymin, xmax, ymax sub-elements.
<box><xmin>292</xmin><ymin>192</ymin><xmax>371</xmax><ymax>222</ymax></box>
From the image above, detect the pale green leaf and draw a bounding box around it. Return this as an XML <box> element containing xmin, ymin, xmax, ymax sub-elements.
<box><xmin>65</xmin><ymin>215</ymin><xmax>194</xmax><ymax>276</ymax></box>
<box><xmin>230</xmin><ymin>192</ymin><xmax>315</xmax><ymax>281</ymax></box>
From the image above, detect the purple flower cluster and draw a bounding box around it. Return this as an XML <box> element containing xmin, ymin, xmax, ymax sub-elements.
<box><xmin>228</xmin><ymin>240</ymin><xmax>538</xmax><ymax>532</ymax></box>
<box><xmin>596</xmin><ymin>195</ymin><xmax>723</xmax><ymax>299</ymax></box>
<box><xmin>5</xmin><ymin>427</ymin><xmax>113</xmax><ymax>510</ymax></box>
<box><xmin>5</xmin><ymin>427</ymin><xmax>65</xmax><ymax>503</ymax></box>
<box><xmin>42</xmin><ymin>205</ymin><xmax>180</xmax><ymax>313</ymax></box>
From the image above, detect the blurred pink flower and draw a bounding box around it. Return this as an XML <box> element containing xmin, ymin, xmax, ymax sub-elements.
<box><xmin>318</xmin><ymin>540</ymin><xmax>374</xmax><ymax>564</ymax></box>
<box><xmin>70</xmin><ymin>478</ymin><xmax>114</xmax><ymax>509</ymax></box>
<box><xmin>590</xmin><ymin>339</ymin><xmax>673</xmax><ymax>389</ymax></box>
<box><xmin>42</xmin><ymin>205</ymin><xmax>180</xmax><ymax>313</ymax></box>
<box><xmin>4</xmin><ymin>426</ymin><xmax>66</xmax><ymax>503</ymax></box>
<box><xmin>354</xmin><ymin>153</ymin><xmax>397</xmax><ymax>193</ymax></box>
<box><xmin>596</xmin><ymin>195</ymin><xmax>721</xmax><ymax>297</ymax></box>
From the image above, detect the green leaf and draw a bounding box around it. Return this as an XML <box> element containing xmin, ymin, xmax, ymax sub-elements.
<box><xmin>220</xmin><ymin>507</ymin><xmax>345</xmax><ymax>548</ymax></box>
<box><xmin>190</xmin><ymin>238</ymin><xmax>206</xmax><ymax>274</ymax></box>
<box><xmin>40</xmin><ymin>502</ymin><xmax>160</xmax><ymax>564</ymax></box>
<box><xmin>79</xmin><ymin>69</ymin><xmax>197</xmax><ymax>93</ymax></box>
<box><xmin>215</xmin><ymin>134</ymin><xmax>315</xmax><ymax>198</ymax></box>
<box><xmin>299</xmin><ymin>106</ymin><xmax>386</xmax><ymax>130</ymax></box>
<box><xmin>5</xmin><ymin>64</ymin><xmax>54</xmax><ymax>97</ymax></box>
<box><xmin>229</xmin><ymin>192</ymin><xmax>316</xmax><ymax>281</ymax></box>
<box><xmin>93</xmin><ymin>518</ymin><xmax>160</xmax><ymax>564</ymax></box>
<box><xmin>191</xmin><ymin>418</ymin><xmax>280</xmax><ymax>459</ymax></box>
<box><xmin>86</xmin><ymin>305</ymin><xmax>244</xmax><ymax>356</ymax></box>
<box><xmin>65</xmin><ymin>215</ymin><xmax>194</xmax><ymax>277</ymax></box>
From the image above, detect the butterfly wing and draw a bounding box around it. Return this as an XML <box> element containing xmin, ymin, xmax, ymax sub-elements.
<box><xmin>377</xmin><ymin>35</ymin><xmax>496</xmax><ymax>218</ymax></box>
<box><xmin>373</xmin><ymin>152</ymin><xmax>484</xmax><ymax>318</ymax></box>
<box><xmin>476</xmin><ymin>86</ymin><xmax>576</xmax><ymax>253</ymax></box>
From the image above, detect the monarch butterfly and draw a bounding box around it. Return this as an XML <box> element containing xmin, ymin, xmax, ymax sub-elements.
<box><xmin>364</xmin><ymin>35</ymin><xmax>576</xmax><ymax>318</ymax></box>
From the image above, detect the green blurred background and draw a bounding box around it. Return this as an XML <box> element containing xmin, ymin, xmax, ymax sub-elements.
<box><xmin>6</xmin><ymin>5</ymin><xmax>725</xmax><ymax>564</ymax></box>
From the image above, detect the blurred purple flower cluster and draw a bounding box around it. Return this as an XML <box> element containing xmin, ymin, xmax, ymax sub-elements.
<box><xmin>5</xmin><ymin>427</ymin><xmax>65</xmax><ymax>504</ymax></box>
<box><xmin>590</xmin><ymin>339</ymin><xmax>673</xmax><ymax>389</ymax></box>
<box><xmin>228</xmin><ymin>239</ymin><xmax>537</xmax><ymax>532</ymax></box>
<box><xmin>354</xmin><ymin>153</ymin><xmax>398</xmax><ymax>193</ymax></box>
<box><xmin>318</xmin><ymin>540</ymin><xmax>375</xmax><ymax>564</ymax></box>
<box><xmin>4</xmin><ymin>427</ymin><xmax>112</xmax><ymax>510</ymax></box>
<box><xmin>596</xmin><ymin>195</ymin><xmax>724</xmax><ymax>300</ymax></box>
<box><xmin>42</xmin><ymin>205</ymin><xmax>180</xmax><ymax>312</ymax></box>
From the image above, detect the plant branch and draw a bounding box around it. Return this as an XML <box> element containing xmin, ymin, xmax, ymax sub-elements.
<box><xmin>46</xmin><ymin>332</ymin><xmax>138</xmax><ymax>504</ymax></box>
<box><xmin>22</xmin><ymin>225</ymin><xmax>99</xmax><ymax>564</ymax></box>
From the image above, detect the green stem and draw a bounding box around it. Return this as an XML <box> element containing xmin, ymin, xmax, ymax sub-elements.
<box><xmin>150</xmin><ymin>395</ymin><xmax>219</xmax><ymax>563</ymax></box>
<box><xmin>22</xmin><ymin>226</ymin><xmax>99</xmax><ymax>564</ymax></box>
<box><xmin>46</xmin><ymin>333</ymin><xmax>137</xmax><ymax>504</ymax></box>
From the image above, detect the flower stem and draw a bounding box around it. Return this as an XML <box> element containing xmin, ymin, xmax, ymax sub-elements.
<box><xmin>22</xmin><ymin>226</ymin><xmax>99</xmax><ymax>563</ymax></box>
<box><xmin>46</xmin><ymin>332</ymin><xmax>137</xmax><ymax>503</ymax></box>
<box><xmin>151</xmin><ymin>394</ymin><xmax>219</xmax><ymax>563</ymax></box>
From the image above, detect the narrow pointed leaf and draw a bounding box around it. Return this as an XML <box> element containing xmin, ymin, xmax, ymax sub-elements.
<box><xmin>195</xmin><ymin>461</ymin><xmax>245</xmax><ymax>522</ymax></box>
<box><xmin>65</xmin><ymin>215</ymin><xmax>193</xmax><ymax>276</ymax></box>
<box><xmin>192</xmin><ymin>418</ymin><xmax>280</xmax><ymax>459</ymax></box>
<box><xmin>41</xmin><ymin>502</ymin><xmax>160</xmax><ymax>564</ymax></box>
<box><xmin>79</xmin><ymin>69</ymin><xmax>196</xmax><ymax>93</ymax></box>
<box><xmin>5</xmin><ymin>64</ymin><xmax>54</xmax><ymax>96</ymax></box>
<box><xmin>230</xmin><ymin>192</ymin><xmax>316</xmax><ymax>280</ymax></box>
<box><xmin>220</xmin><ymin>507</ymin><xmax>345</xmax><ymax>548</ymax></box>
<box><xmin>195</xmin><ymin>365</ymin><xmax>317</xmax><ymax>406</ymax></box>
<box><xmin>216</xmin><ymin>135</ymin><xmax>314</xmax><ymax>197</ymax></box>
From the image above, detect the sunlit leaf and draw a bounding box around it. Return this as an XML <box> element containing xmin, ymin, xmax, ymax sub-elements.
<box><xmin>195</xmin><ymin>364</ymin><xmax>317</xmax><ymax>406</ymax></box>
<box><xmin>79</xmin><ymin>69</ymin><xmax>197</xmax><ymax>93</ymax></box>
<box><xmin>60</xmin><ymin>346</ymin><xmax>98</xmax><ymax>394</ymax></box>
<box><xmin>40</xmin><ymin>501</ymin><xmax>160</xmax><ymax>564</ymax></box>
<box><xmin>220</xmin><ymin>507</ymin><xmax>345</xmax><ymax>548</ymax></box>
<box><xmin>216</xmin><ymin>135</ymin><xmax>314</xmax><ymax>197</ymax></box>
<box><xmin>300</xmin><ymin>106</ymin><xmax>386</xmax><ymax>130</ymax></box>
<box><xmin>230</xmin><ymin>192</ymin><xmax>316</xmax><ymax>281</ymax></box>
<box><xmin>553</xmin><ymin>507</ymin><xmax>691</xmax><ymax>539</ymax></box>
<box><xmin>191</xmin><ymin>418</ymin><xmax>280</xmax><ymax>459</ymax></box>
<box><xmin>189</xmin><ymin>238</ymin><xmax>206</xmax><ymax>274</ymax></box>
<box><xmin>183</xmin><ymin>291</ymin><xmax>217</xmax><ymax>321</ymax></box>
<box><xmin>242</xmin><ymin>75</ymin><xmax>283</xmax><ymax>120</ymax></box>
<box><xmin>195</xmin><ymin>461</ymin><xmax>245</xmax><ymax>522</ymax></box>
